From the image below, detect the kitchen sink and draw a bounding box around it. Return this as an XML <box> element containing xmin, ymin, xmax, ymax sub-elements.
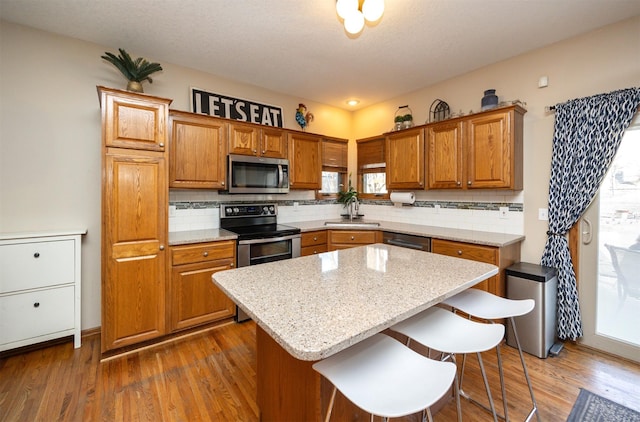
<box><xmin>324</xmin><ymin>220</ymin><xmax>381</xmax><ymax>228</ymax></box>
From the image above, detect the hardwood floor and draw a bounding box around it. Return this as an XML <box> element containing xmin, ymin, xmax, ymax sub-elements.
<box><xmin>1</xmin><ymin>321</ymin><xmax>639</xmax><ymax>421</ymax></box>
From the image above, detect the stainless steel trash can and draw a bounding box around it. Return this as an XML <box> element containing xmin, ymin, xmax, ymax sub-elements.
<box><xmin>506</xmin><ymin>262</ymin><xmax>557</xmax><ymax>358</ymax></box>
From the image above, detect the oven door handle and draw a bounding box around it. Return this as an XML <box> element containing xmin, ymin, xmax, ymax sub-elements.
<box><xmin>238</xmin><ymin>234</ymin><xmax>301</xmax><ymax>245</ymax></box>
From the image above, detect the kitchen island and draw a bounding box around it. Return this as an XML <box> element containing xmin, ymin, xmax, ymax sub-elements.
<box><xmin>213</xmin><ymin>243</ymin><xmax>498</xmax><ymax>421</ymax></box>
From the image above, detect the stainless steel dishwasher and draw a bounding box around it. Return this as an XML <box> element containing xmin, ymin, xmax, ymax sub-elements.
<box><xmin>382</xmin><ymin>232</ymin><xmax>431</xmax><ymax>252</ymax></box>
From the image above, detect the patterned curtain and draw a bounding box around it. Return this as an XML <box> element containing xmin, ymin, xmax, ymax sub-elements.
<box><xmin>541</xmin><ymin>87</ymin><xmax>640</xmax><ymax>341</ymax></box>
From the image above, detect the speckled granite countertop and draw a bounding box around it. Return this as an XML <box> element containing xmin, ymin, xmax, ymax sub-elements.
<box><xmin>213</xmin><ymin>243</ymin><xmax>498</xmax><ymax>361</ymax></box>
<box><xmin>169</xmin><ymin>228</ymin><xmax>237</xmax><ymax>246</ymax></box>
<box><xmin>169</xmin><ymin>220</ymin><xmax>524</xmax><ymax>247</ymax></box>
<box><xmin>291</xmin><ymin>220</ymin><xmax>524</xmax><ymax>248</ymax></box>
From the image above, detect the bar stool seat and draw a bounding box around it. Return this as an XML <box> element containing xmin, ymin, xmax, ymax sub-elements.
<box><xmin>391</xmin><ymin>306</ymin><xmax>505</xmax><ymax>422</ymax></box>
<box><xmin>312</xmin><ymin>333</ymin><xmax>456</xmax><ymax>422</ymax></box>
<box><xmin>442</xmin><ymin>289</ymin><xmax>540</xmax><ymax>422</ymax></box>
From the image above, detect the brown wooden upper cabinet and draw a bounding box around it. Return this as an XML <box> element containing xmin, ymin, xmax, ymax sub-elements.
<box><xmin>288</xmin><ymin>132</ymin><xmax>322</xmax><ymax>190</ymax></box>
<box><xmin>229</xmin><ymin>121</ymin><xmax>287</xmax><ymax>159</ymax></box>
<box><xmin>465</xmin><ymin>106</ymin><xmax>524</xmax><ymax>189</ymax></box>
<box><xmin>427</xmin><ymin>105</ymin><xmax>525</xmax><ymax>190</ymax></box>
<box><xmin>386</xmin><ymin>128</ymin><xmax>425</xmax><ymax>190</ymax></box>
<box><xmin>427</xmin><ymin>120</ymin><xmax>464</xmax><ymax>189</ymax></box>
<box><xmin>99</xmin><ymin>86</ymin><xmax>169</xmax><ymax>152</ymax></box>
<box><xmin>168</xmin><ymin>110</ymin><xmax>228</xmax><ymax>189</ymax></box>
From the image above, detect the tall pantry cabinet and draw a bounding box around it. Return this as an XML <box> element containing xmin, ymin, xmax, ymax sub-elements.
<box><xmin>98</xmin><ymin>86</ymin><xmax>172</xmax><ymax>353</ymax></box>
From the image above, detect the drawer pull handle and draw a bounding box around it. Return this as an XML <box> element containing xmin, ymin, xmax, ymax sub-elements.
<box><xmin>351</xmin><ymin>236</ymin><xmax>355</xmax><ymax>240</ymax></box>
<box><xmin>230</xmin><ymin>263</ymin><xmax>234</xmax><ymax>267</ymax></box>
<box><xmin>313</xmin><ymin>237</ymin><xmax>318</xmax><ymax>241</ymax></box>
<box><xmin>34</xmin><ymin>302</ymin><xmax>40</xmax><ymax>308</ymax></box>
<box><xmin>34</xmin><ymin>252</ymin><xmax>40</xmax><ymax>258</ymax></box>
<box><xmin>457</xmin><ymin>250</ymin><xmax>463</xmax><ymax>255</ymax></box>
<box><xmin>203</xmin><ymin>251</ymin><xmax>209</xmax><ymax>257</ymax></box>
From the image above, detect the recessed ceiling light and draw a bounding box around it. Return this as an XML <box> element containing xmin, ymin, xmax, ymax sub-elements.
<box><xmin>347</xmin><ymin>99</ymin><xmax>360</xmax><ymax>106</ymax></box>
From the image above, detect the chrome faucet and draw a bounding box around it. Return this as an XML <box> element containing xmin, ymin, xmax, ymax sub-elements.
<box><xmin>349</xmin><ymin>196</ymin><xmax>360</xmax><ymax>221</ymax></box>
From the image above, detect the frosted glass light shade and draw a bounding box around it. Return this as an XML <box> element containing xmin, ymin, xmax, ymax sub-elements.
<box><xmin>336</xmin><ymin>0</ymin><xmax>358</xmax><ymax>20</ymax></box>
<box><xmin>362</xmin><ymin>0</ymin><xmax>384</xmax><ymax>22</ymax></box>
<box><xmin>344</xmin><ymin>10</ymin><xmax>365</xmax><ymax>34</ymax></box>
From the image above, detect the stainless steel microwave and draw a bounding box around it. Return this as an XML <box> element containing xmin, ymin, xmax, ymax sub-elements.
<box><xmin>227</xmin><ymin>154</ymin><xmax>290</xmax><ymax>194</ymax></box>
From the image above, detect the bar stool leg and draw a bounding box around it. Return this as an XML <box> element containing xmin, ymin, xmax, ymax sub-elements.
<box><xmin>495</xmin><ymin>343</ymin><xmax>509</xmax><ymax>422</ymax></box>
<box><xmin>476</xmin><ymin>352</ymin><xmax>499</xmax><ymax>422</ymax></box>
<box><xmin>324</xmin><ymin>386</ymin><xmax>337</xmax><ymax>422</ymax></box>
<box><xmin>509</xmin><ymin>317</ymin><xmax>540</xmax><ymax>422</ymax></box>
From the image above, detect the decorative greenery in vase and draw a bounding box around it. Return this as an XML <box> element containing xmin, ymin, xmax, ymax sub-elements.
<box><xmin>337</xmin><ymin>173</ymin><xmax>358</xmax><ymax>209</ymax></box>
<box><xmin>101</xmin><ymin>48</ymin><xmax>163</xmax><ymax>93</ymax></box>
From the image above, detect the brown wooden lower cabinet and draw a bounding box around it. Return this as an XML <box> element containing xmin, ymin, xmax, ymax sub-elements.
<box><xmin>170</xmin><ymin>240</ymin><xmax>236</xmax><ymax>331</ymax></box>
<box><xmin>431</xmin><ymin>238</ymin><xmax>520</xmax><ymax>297</ymax></box>
<box><xmin>301</xmin><ymin>230</ymin><xmax>328</xmax><ymax>256</ymax></box>
<box><xmin>327</xmin><ymin>230</ymin><xmax>382</xmax><ymax>251</ymax></box>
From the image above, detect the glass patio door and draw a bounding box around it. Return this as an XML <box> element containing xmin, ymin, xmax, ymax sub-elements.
<box><xmin>578</xmin><ymin>115</ymin><xmax>640</xmax><ymax>362</ymax></box>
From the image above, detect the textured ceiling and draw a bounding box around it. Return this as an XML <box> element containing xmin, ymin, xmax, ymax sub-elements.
<box><xmin>1</xmin><ymin>0</ymin><xmax>639</xmax><ymax>110</ymax></box>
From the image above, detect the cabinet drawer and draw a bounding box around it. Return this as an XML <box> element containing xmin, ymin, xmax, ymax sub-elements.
<box><xmin>431</xmin><ymin>239</ymin><xmax>497</xmax><ymax>264</ymax></box>
<box><xmin>301</xmin><ymin>245</ymin><xmax>328</xmax><ymax>256</ymax></box>
<box><xmin>301</xmin><ymin>231</ymin><xmax>327</xmax><ymax>247</ymax></box>
<box><xmin>172</xmin><ymin>241</ymin><xmax>235</xmax><ymax>266</ymax></box>
<box><xmin>0</xmin><ymin>285</ymin><xmax>75</xmax><ymax>346</ymax></box>
<box><xmin>329</xmin><ymin>230</ymin><xmax>378</xmax><ymax>244</ymax></box>
<box><xmin>0</xmin><ymin>240</ymin><xmax>75</xmax><ymax>293</ymax></box>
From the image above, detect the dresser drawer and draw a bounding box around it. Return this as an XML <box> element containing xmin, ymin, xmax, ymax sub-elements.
<box><xmin>329</xmin><ymin>230</ymin><xmax>379</xmax><ymax>244</ymax></box>
<box><xmin>301</xmin><ymin>231</ymin><xmax>327</xmax><ymax>248</ymax></box>
<box><xmin>301</xmin><ymin>245</ymin><xmax>329</xmax><ymax>256</ymax></box>
<box><xmin>0</xmin><ymin>285</ymin><xmax>75</xmax><ymax>346</ymax></box>
<box><xmin>431</xmin><ymin>239</ymin><xmax>497</xmax><ymax>264</ymax></box>
<box><xmin>0</xmin><ymin>240</ymin><xmax>75</xmax><ymax>293</ymax></box>
<box><xmin>172</xmin><ymin>241</ymin><xmax>235</xmax><ymax>266</ymax></box>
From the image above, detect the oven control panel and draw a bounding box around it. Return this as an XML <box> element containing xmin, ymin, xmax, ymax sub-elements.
<box><xmin>220</xmin><ymin>204</ymin><xmax>277</xmax><ymax>218</ymax></box>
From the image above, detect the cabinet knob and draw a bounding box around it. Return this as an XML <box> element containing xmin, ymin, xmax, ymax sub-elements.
<box><xmin>230</xmin><ymin>263</ymin><xmax>234</xmax><ymax>267</ymax></box>
<box><xmin>456</xmin><ymin>181</ymin><xmax>461</xmax><ymax>186</ymax></box>
<box><xmin>203</xmin><ymin>251</ymin><xmax>209</xmax><ymax>257</ymax></box>
<box><xmin>313</xmin><ymin>236</ymin><xmax>318</xmax><ymax>241</ymax></box>
<box><xmin>261</xmin><ymin>150</ymin><xmax>266</xmax><ymax>154</ymax></box>
<box><xmin>252</xmin><ymin>149</ymin><xmax>257</xmax><ymax>153</ymax></box>
<box><xmin>33</xmin><ymin>302</ymin><xmax>40</xmax><ymax>308</ymax></box>
<box><xmin>159</xmin><ymin>143</ymin><xmax>165</xmax><ymax>148</ymax></box>
<box><xmin>221</xmin><ymin>181</ymin><xmax>225</xmax><ymax>186</ymax></box>
<box><xmin>467</xmin><ymin>181</ymin><xmax>472</xmax><ymax>186</ymax></box>
<box><xmin>313</xmin><ymin>250</ymin><xmax>318</xmax><ymax>254</ymax></box>
<box><xmin>457</xmin><ymin>250</ymin><xmax>463</xmax><ymax>255</ymax></box>
<box><xmin>159</xmin><ymin>245</ymin><xmax>165</xmax><ymax>251</ymax></box>
<box><xmin>351</xmin><ymin>236</ymin><xmax>355</xmax><ymax>240</ymax></box>
<box><xmin>34</xmin><ymin>252</ymin><xmax>40</xmax><ymax>258</ymax></box>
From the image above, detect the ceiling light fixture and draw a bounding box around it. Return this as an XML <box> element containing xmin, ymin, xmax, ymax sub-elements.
<box><xmin>336</xmin><ymin>0</ymin><xmax>384</xmax><ymax>35</ymax></box>
<box><xmin>347</xmin><ymin>99</ymin><xmax>360</xmax><ymax>106</ymax></box>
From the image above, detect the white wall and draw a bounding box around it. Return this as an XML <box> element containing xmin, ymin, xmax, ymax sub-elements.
<box><xmin>1</xmin><ymin>17</ymin><xmax>638</xmax><ymax>330</ymax></box>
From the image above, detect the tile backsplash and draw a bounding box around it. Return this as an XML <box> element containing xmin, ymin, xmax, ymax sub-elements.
<box><xmin>169</xmin><ymin>189</ymin><xmax>524</xmax><ymax>234</ymax></box>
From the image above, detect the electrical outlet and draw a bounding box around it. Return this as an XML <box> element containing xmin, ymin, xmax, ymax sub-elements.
<box><xmin>293</xmin><ymin>202</ymin><xmax>299</xmax><ymax>211</ymax></box>
<box><xmin>434</xmin><ymin>204</ymin><xmax>440</xmax><ymax>214</ymax></box>
<box><xmin>499</xmin><ymin>207</ymin><xmax>509</xmax><ymax>219</ymax></box>
<box><xmin>538</xmin><ymin>208</ymin><xmax>549</xmax><ymax>221</ymax></box>
<box><xmin>169</xmin><ymin>205</ymin><xmax>176</xmax><ymax>217</ymax></box>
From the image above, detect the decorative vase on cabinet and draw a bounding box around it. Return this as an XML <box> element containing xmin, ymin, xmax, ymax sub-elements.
<box><xmin>481</xmin><ymin>89</ymin><xmax>498</xmax><ymax>111</ymax></box>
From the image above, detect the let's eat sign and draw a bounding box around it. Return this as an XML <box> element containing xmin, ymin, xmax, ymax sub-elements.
<box><xmin>191</xmin><ymin>87</ymin><xmax>284</xmax><ymax>127</ymax></box>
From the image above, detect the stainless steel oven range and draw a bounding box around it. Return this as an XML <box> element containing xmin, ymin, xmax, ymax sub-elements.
<box><xmin>220</xmin><ymin>203</ymin><xmax>301</xmax><ymax>322</ymax></box>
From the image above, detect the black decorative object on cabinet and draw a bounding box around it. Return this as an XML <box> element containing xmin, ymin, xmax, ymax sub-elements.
<box><xmin>481</xmin><ymin>89</ymin><xmax>499</xmax><ymax>111</ymax></box>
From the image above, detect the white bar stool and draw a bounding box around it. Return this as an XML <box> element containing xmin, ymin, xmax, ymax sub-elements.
<box><xmin>312</xmin><ymin>333</ymin><xmax>457</xmax><ymax>422</ymax></box>
<box><xmin>390</xmin><ymin>306</ymin><xmax>505</xmax><ymax>422</ymax></box>
<box><xmin>442</xmin><ymin>288</ymin><xmax>540</xmax><ymax>422</ymax></box>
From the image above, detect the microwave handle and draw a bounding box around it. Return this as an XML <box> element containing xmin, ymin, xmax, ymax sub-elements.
<box><xmin>278</xmin><ymin>164</ymin><xmax>284</xmax><ymax>188</ymax></box>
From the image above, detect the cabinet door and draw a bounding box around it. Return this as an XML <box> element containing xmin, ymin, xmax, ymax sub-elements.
<box><xmin>288</xmin><ymin>133</ymin><xmax>321</xmax><ymax>189</ymax></box>
<box><xmin>170</xmin><ymin>112</ymin><xmax>227</xmax><ymax>189</ymax></box>
<box><xmin>386</xmin><ymin>129</ymin><xmax>425</xmax><ymax>190</ymax></box>
<box><xmin>261</xmin><ymin>127</ymin><xmax>288</xmax><ymax>158</ymax></box>
<box><xmin>229</xmin><ymin>122</ymin><xmax>260</xmax><ymax>156</ymax></box>
<box><xmin>171</xmin><ymin>260</ymin><xmax>236</xmax><ymax>331</ymax></box>
<box><xmin>102</xmin><ymin>150</ymin><xmax>167</xmax><ymax>352</ymax></box>
<box><xmin>466</xmin><ymin>109</ymin><xmax>514</xmax><ymax>189</ymax></box>
<box><xmin>427</xmin><ymin>121</ymin><xmax>463</xmax><ymax>189</ymax></box>
<box><xmin>99</xmin><ymin>87</ymin><xmax>171</xmax><ymax>152</ymax></box>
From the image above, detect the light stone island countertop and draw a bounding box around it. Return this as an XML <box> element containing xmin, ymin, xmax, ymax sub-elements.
<box><xmin>213</xmin><ymin>243</ymin><xmax>498</xmax><ymax>361</ymax></box>
<box><xmin>291</xmin><ymin>219</ymin><xmax>525</xmax><ymax>248</ymax></box>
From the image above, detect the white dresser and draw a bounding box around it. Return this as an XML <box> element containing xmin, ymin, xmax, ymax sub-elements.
<box><xmin>0</xmin><ymin>230</ymin><xmax>85</xmax><ymax>351</ymax></box>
